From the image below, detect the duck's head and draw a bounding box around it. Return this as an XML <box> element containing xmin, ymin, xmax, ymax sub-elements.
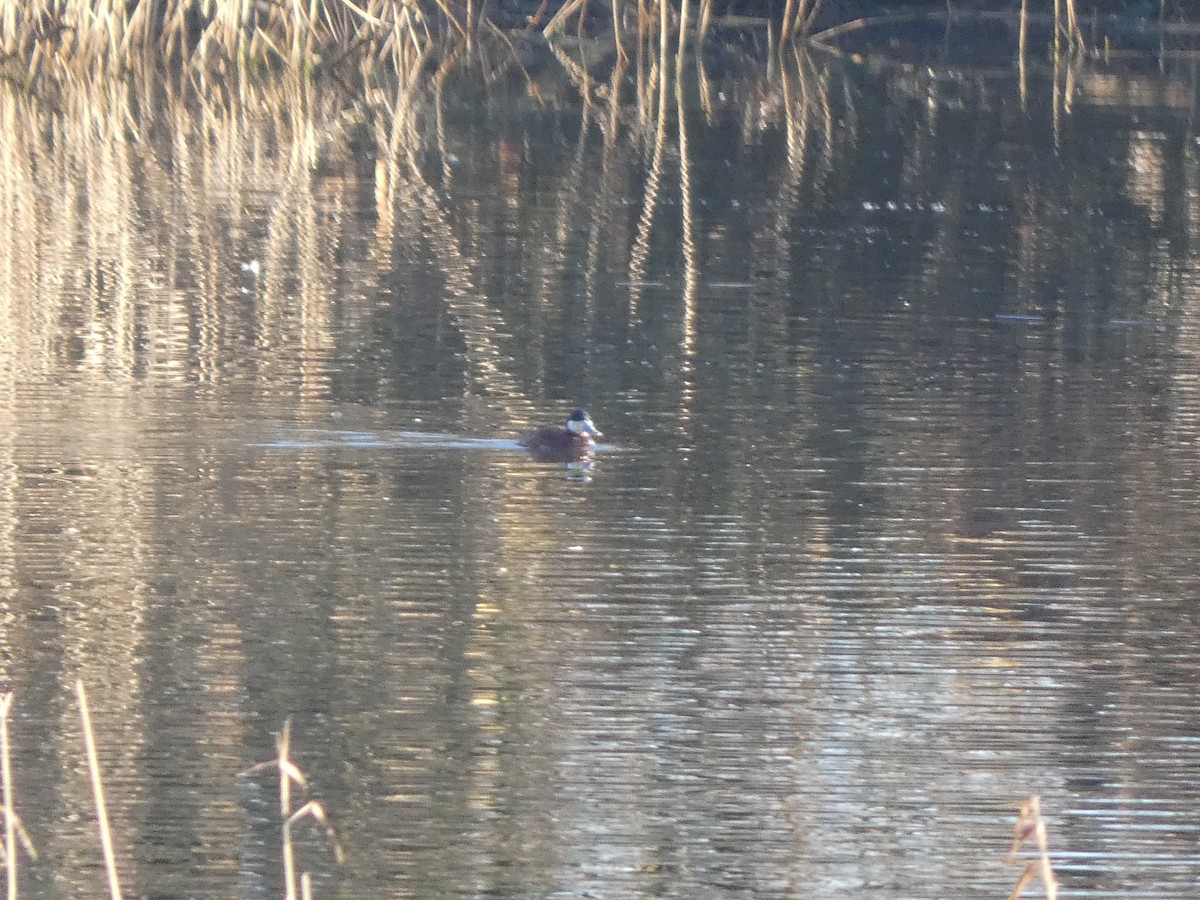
<box><xmin>566</xmin><ymin>408</ymin><xmax>602</xmax><ymax>439</ymax></box>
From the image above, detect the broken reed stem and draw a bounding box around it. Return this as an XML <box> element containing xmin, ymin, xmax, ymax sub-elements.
<box><xmin>1007</xmin><ymin>795</ymin><xmax>1057</xmax><ymax>900</ymax></box>
<box><xmin>0</xmin><ymin>693</ymin><xmax>14</xmax><ymax>900</ymax></box>
<box><xmin>285</xmin><ymin>801</ymin><xmax>345</xmax><ymax>888</ymax></box>
<box><xmin>241</xmin><ymin>721</ymin><xmax>344</xmax><ymax>900</ymax></box>
<box><xmin>76</xmin><ymin>681</ymin><xmax>123</xmax><ymax>900</ymax></box>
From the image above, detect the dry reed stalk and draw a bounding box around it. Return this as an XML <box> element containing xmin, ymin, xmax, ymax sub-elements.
<box><xmin>424</xmin><ymin>0</ymin><xmax>468</xmax><ymax>44</ymax></box>
<box><xmin>1007</xmin><ymin>795</ymin><xmax>1058</xmax><ymax>900</ymax></box>
<box><xmin>605</xmin><ymin>54</ymin><xmax>626</xmax><ymax>135</ymax></box>
<box><xmin>0</xmin><ymin>693</ymin><xmax>21</xmax><ymax>900</ymax></box>
<box><xmin>542</xmin><ymin>0</ymin><xmax>590</xmax><ymax>39</ymax></box>
<box><xmin>321</xmin><ymin>0</ymin><xmax>364</xmax><ymax>54</ymax></box>
<box><xmin>193</xmin><ymin>0</ymin><xmax>240</xmax><ymax>66</ymax></box>
<box><xmin>0</xmin><ymin>0</ymin><xmax>28</xmax><ymax>57</ymax></box>
<box><xmin>549</xmin><ymin>40</ymin><xmax>593</xmax><ymax>100</ymax></box>
<box><xmin>283</xmin><ymin>801</ymin><xmax>343</xmax><ymax>898</ymax></box>
<box><xmin>697</xmin><ymin>0</ymin><xmax>712</xmax><ymax>46</ymax></box>
<box><xmin>486</xmin><ymin>20</ymin><xmax>543</xmax><ymax>101</ymax></box>
<box><xmin>75</xmin><ymin>681</ymin><xmax>123</xmax><ymax>900</ymax></box>
<box><xmin>634</xmin><ymin>16</ymin><xmax>647</xmax><ymax>126</ymax></box>
<box><xmin>780</xmin><ymin>0</ymin><xmax>797</xmax><ymax>40</ymax></box>
<box><xmin>244</xmin><ymin>720</ymin><xmax>343</xmax><ymax>900</ymax></box>
<box><xmin>398</xmin><ymin>15</ymin><xmax>424</xmax><ymax>71</ymax></box>
<box><xmin>0</xmin><ymin>696</ymin><xmax>34</xmax><ymax>900</ymax></box>
<box><xmin>1063</xmin><ymin>0</ymin><xmax>1083</xmax><ymax>52</ymax></box>
<box><xmin>0</xmin><ymin>693</ymin><xmax>13</xmax><ymax>900</ymax></box>
<box><xmin>24</xmin><ymin>42</ymin><xmax>40</xmax><ymax>82</ymax></box>
<box><xmin>675</xmin><ymin>0</ymin><xmax>689</xmax><ymax>63</ymax></box>
<box><xmin>304</xmin><ymin>0</ymin><xmax>320</xmax><ymax>62</ymax></box>
<box><xmin>696</xmin><ymin>50</ymin><xmax>713</xmax><ymax>121</ymax></box>
<box><xmin>657</xmin><ymin>0</ymin><xmax>669</xmax><ymax>64</ymax></box>
<box><xmin>612</xmin><ymin>0</ymin><xmax>628</xmax><ymax>62</ymax></box>
<box><xmin>795</xmin><ymin>0</ymin><xmax>822</xmax><ymax>36</ymax></box>
<box><xmin>0</xmin><ymin>695</ymin><xmax>35</xmax><ymax>900</ymax></box>
<box><xmin>267</xmin><ymin>720</ymin><xmax>305</xmax><ymax>897</ymax></box>
<box><xmin>118</xmin><ymin>0</ymin><xmax>159</xmax><ymax>63</ymax></box>
<box><xmin>162</xmin><ymin>0</ymin><xmax>193</xmax><ymax>61</ymax></box>
<box><xmin>1018</xmin><ymin>0</ymin><xmax>1028</xmax><ymax>104</ymax></box>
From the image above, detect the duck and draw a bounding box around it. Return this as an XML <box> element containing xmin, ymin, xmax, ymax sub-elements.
<box><xmin>518</xmin><ymin>409</ymin><xmax>602</xmax><ymax>461</ymax></box>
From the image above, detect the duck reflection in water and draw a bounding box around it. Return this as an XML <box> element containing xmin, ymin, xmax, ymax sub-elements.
<box><xmin>518</xmin><ymin>409</ymin><xmax>602</xmax><ymax>462</ymax></box>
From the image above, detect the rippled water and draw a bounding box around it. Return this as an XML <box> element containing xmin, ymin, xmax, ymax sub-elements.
<box><xmin>0</xmin><ymin>51</ymin><xmax>1199</xmax><ymax>899</ymax></box>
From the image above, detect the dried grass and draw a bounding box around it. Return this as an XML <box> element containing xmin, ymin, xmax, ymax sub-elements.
<box><xmin>0</xmin><ymin>688</ymin><xmax>1080</xmax><ymax>899</ymax></box>
<box><xmin>0</xmin><ymin>0</ymin><xmax>1110</xmax><ymax>93</ymax></box>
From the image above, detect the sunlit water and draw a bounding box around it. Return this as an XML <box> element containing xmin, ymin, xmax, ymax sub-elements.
<box><xmin>1</xmin><ymin>50</ymin><xmax>1199</xmax><ymax>899</ymax></box>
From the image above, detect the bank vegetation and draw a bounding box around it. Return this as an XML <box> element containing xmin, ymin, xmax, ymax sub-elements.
<box><xmin>1</xmin><ymin>0</ymin><xmax>1185</xmax><ymax>93</ymax></box>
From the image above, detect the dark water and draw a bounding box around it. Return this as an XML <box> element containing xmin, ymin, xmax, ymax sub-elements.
<box><xmin>1</xmin><ymin>51</ymin><xmax>1199</xmax><ymax>898</ymax></box>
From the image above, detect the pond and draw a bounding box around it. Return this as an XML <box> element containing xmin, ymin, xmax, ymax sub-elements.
<box><xmin>0</xmin><ymin>44</ymin><xmax>1199</xmax><ymax>898</ymax></box>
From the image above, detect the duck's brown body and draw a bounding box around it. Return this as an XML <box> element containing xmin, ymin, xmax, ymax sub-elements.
<box><xmin>518</xmin><ymin>409</ymin><xmax>601</xmax><ymax>461</ymax></box>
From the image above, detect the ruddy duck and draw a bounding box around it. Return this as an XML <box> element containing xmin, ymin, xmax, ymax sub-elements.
<box><xmin>518</xmin><ymin>409</ymin><xmax>602</xmax><ymax>461</ymax></box>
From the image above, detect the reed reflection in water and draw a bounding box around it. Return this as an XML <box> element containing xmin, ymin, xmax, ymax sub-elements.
<box><xmin>0</xmin><ymin>47</ymin><xmax>1199</xmax><ymax>899</ymax></box>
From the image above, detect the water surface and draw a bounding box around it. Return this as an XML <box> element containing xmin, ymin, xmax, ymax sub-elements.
<box><xmin>0</xmin><ymin>50</ymin><xmax>1199</xmax><ymax>899</ymax></box>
